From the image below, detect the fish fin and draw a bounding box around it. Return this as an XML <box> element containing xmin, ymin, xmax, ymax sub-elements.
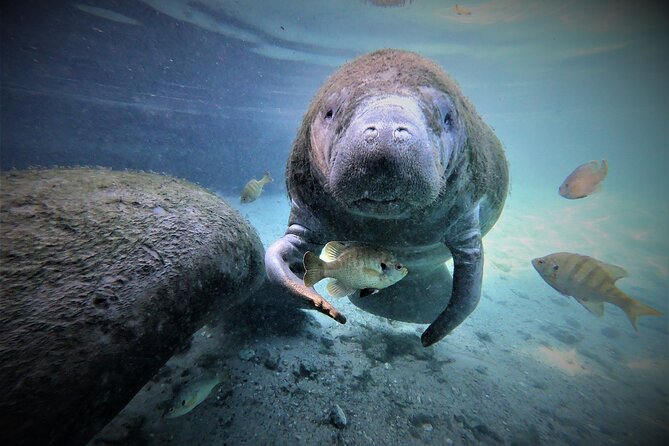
<box><xmin>213</xmin><ymin>368</ymin><xmax>230</xmax><ymax>383</ymax></box>
<box><xmin>622</xmin><ymin>298</ymin><xmax>663</xmax><ymax>332</ymax></box>
<box><xmin>585</xmin><ymin>160</ymin><xmax>601</xmax><ymax>171</ymax></box>
<box><xmin>573</xmin><ymin>161</ymin><xmax>599</xmax><ymax>175</ymax></box>
<box><xmin>363</xmin><ymin>267</ymin><xmax>382</xmax><ymax>277</ymax></box>
<box><xmin>590</xmin><ymin>160</ymin><xmax>607</xmax><ymax>194</ymax></box>
<box><xmin>599</xmin><ymin>160</ymin><xmax>608</xmax><ymax>178</ymax></box>
<box><xmin>326</xmin><ymin>279</ymin><xmax>355</xmax><ymax>298</ymax></box>
<box><xmin>359</xmin><ymin>288</ymin><xmax>379</xmax><ymax>298</ymax></box>
<box><xmin>261</xmin><ymin>171</ymin><xmax>273</xmax><ymax>183</ymax></box>
<box><xmin>592</xmin><ymin>260</ymin><xmax>627</xmax><ymax>281</ymax></box>
<box><xmin>322</xmin><ymin>241</ymin><xmax>346</xmax><ymax>262</ymax></box>
<box><xmin>578</xmin><ymin>299</ymin><xmax>605</xmax><ymax>317</ymax></box>
<box><xmin>303</xmin><ymin>251</ymin><xmax>324</xmax><ymax>287</ymax></box>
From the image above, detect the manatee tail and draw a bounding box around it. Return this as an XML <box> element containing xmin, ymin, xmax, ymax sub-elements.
<box><xmin>303</xmin><ymin>251</ymin><xmax>325</xmax><ymax>287</ymax></box>
<box><xmin>621</xmin><ymin>296</ymin><xmax>663</xmax><ymax>331</ymax></box>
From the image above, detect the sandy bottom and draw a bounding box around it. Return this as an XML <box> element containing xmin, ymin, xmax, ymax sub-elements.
<box><xmin>90</xmin><ymin>191</ymin><xmax>668</xmax><ymax>446</ymax></box>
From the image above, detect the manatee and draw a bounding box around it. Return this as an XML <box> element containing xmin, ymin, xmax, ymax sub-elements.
<box><xmin>0</xmin><ymin>168</ymin><xmax>265</xmax><ymax>446</ymax></box>
<box><xmin>265</xmin><ymin>49</ymin><xmax>509</xmax><ymax>346</ymax></box>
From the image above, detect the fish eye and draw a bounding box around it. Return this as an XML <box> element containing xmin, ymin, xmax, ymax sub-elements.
<box><xmin>552</xmin><ymin>265</ymin><xmax>559</xmax><ymax>271</ymax></box>
<box><xmin>395</xmin><ymin>263</ymin><xmax>403</xmax><ymax>270</ymax></box>
<box><xmin>380</xmin><ymin>262</ymin><xmax>388</xmax><ymax>271</ymax></box>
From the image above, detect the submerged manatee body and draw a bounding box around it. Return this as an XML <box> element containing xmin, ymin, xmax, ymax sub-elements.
<box><xmin>0</xmin><ymin>168</ymin><xmax>265</xmax><ymax>446</ymax></box>
<box><xmin>266</xmin><ymin>49</ymin><xmax>509</xmax><ymax>346</ymax></box>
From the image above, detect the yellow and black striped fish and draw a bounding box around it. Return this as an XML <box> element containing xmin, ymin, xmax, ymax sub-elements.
<box><xmin>532</xmin><ymin>252</ymin><xmax>662</xmax><ymax>331</ymax></box>
<box><xmin>240</xmin><ymin>172</ymin><xmax>272</xmax><ymax>203</ymax></box>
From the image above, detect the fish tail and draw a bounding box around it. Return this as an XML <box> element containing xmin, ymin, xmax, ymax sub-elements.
<box><xmin>261</xmin><ymin>171</ymin><xmax>273</xmax><ymax>184</ymax></box>
<box><xmin>303</xmin><ymin>251</ymin><xmax>325</xmax><ymax>287</ymax></box>
<box><xmin>620</xmin><ymin>295</ymin><xmax>663</xmax><ymax>331</ymax></box>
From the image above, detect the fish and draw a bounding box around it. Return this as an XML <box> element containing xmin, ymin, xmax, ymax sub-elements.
<box><xmin>453</xmin><ymin>4</ymin><xmax>472</xmax><ymax>16</ymax></box>
<box><xmin>559</xmin><ymin>160</ymin><xmax>608</xmax><ymax>199</ymax></box>
<box><xmin>164</xmin><ymin>372</ymin><xmax>225</xmax><ymax>418</ymax></box>
<box><xmin>240</xmin><ymin>171</ymin><xmax>272</xmax><ymax>203</ymax></box>
<box><xmin>531</xmin><ymin>252</ymin><xmax>662</xmax><ymax>331</ymax></box>
<box><xmin>303</xmin><ymin>241</ymin><xmax>408</xmax><ymax>297</ymax></box>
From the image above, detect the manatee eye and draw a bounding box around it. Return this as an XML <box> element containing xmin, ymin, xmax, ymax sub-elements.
<box><xmin>552</xmin><ymin>265</ymin><xmax>559</xmax><ymax>271</ymax></box>
<box><xmin>443</xmin><ymin>112</ymin><xmax>452</xmax><ymax>126</ymax></box>
<box><xmin>181</xmin><ymin>400</ymin><xmax>186</xmax><ymax>406</ymax></box>
<box><xmin>395</xmin><ymin>263</ymin><xmax>403</xmax><ymax>270</ymax></box>
<box><xmin>538</xmin><ymin>260</ymin><xmax>544</xmax><ymax>264</ymax></box>
<box><xmin>324</xmin><ymin>109</ymin><xmax>334</xmax><ymax>120</ymax></box>
<box><xmin>380</xmin><ymin>262</ymin><xmax>388</xmax><ymax>271</ymax></box>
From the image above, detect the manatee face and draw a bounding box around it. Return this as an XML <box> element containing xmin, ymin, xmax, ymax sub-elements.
<box><xmin>310</xmin><ymin>82</ymin><xmax>466</xmax><ymax>219</ymax></box>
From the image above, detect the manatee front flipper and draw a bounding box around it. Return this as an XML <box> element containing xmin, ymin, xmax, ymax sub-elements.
<box><xmin>265</xmin><ymin>225</ymin><xmax>346</xmax><ymax>324</ymax></box>
<box><xmin>421</xmin><ymin>210</ymin><xmax>483</xmax><ymax>347</ymax></box>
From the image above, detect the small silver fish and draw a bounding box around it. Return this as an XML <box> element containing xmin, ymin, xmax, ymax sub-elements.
<box><xmin>559</xmin><ymin>160</ymin><xmax>608</xmax><ymax>199</ymax></box>
<box><xmin>164</xmin><ymin>372</ymin><xmax>225</xmax><ymax>419</ymax></box>
<box><xmin>303</xmin><ymin>241</ymin><xmax>408</xmax><ymax>298</ymax></box>
<box><xmin>532</xmin><ymin>252</ymin><xmax>662</xmax><ymax>330</ymax></box>
<box><xmin>240</xmin><ymin>172</ymin><xmax>272</xmax><ymax>203</ymax></box>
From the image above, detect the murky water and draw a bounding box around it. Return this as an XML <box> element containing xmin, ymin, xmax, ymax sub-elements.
<box><xmin>2</xmin><ymin>1</ymin><xmax>667</xmax><ymax>445</ymax></box>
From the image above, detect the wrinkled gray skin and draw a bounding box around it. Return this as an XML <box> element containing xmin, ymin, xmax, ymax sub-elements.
<box><xmin>266</xmin><ymin>49</ymin><xmax>508</xmax><ymax>346</ymax></box>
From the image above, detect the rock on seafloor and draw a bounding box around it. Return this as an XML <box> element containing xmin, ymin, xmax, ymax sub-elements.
<box><xmin>330</xmin><ymin>404</ymin><xmax>347</xmax><ymax>429</ymax></box>
<box><xmin>0</xmin><ymin>168</ymin><xmax>265</xmax><ymax>446</ymax></box>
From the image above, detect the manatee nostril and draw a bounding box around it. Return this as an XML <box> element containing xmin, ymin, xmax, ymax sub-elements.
<box><xmin>363</xmin><ymin>126</ymin><xmax>378</xmax><ymax>139</ymax></box>
<box><xmin>393</xmin><ymin>126</ymin><xmax>411</xmax><ymax>140</ymax></box>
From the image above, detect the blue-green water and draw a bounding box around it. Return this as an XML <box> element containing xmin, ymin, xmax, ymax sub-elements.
<box><xmin>2</xmin><ymin>1</ymin><xmax>667</xmax><ymax>445</ymax></box>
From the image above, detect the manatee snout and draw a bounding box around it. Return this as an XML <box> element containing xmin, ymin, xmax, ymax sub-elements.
<box><xmin>328</xmin><ymin>95</ymin><xmax>441</xmax><ymax>217</ymax></box>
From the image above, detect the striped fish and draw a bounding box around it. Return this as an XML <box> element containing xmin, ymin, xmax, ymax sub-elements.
<box><xmin>240</xmin><ymin>172</ymin><xmax>272</xmax><ymax>203</ymax></box>
<box><xmin>531</xmin><ymin>252</ymin><xmax>662</xmax><ymax>331</ymax></box>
